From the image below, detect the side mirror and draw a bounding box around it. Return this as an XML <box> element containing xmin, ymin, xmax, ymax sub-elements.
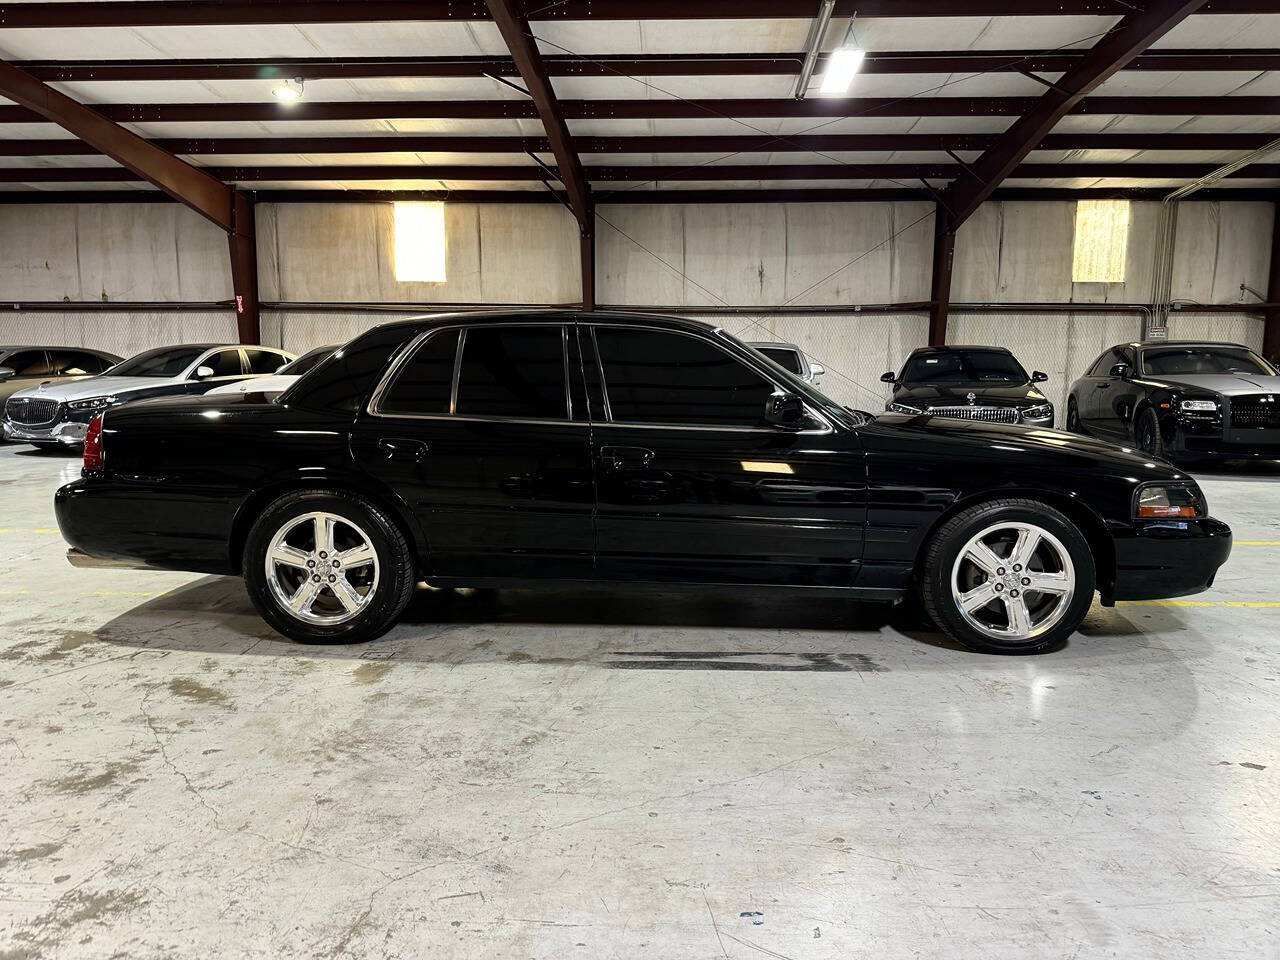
<box><xmin>809</xmin><ymin>362</ymin><xmax>825</xmax><ymax>381</ymax></box>
<box><xmin>764</xmin><ymin>391</ymin><xmax>808</xmax><ymax>430</ymax></box>
<box><xmin>194</xmin><ymin>365</ymin><xmax>215</xmax><ymax>380</ymax></box>
<box><xmin>880</xmin><ymin>371</ymin><xmax>896</xmax><ymax>383</ymax></box>
<box><xmin>1109</xmin><ymin>363</ymin><xmax>1130</xmax><ymax>379</ymax></box>
<box><xmin>1032</xmin><ymin>370</ymin><xmax>1049</xmax><ymax>383</ymax></box>
<box><xmin>0</xmin><ymin>366</ymin><xmax>13</xmax><ymax>383</ymax></box>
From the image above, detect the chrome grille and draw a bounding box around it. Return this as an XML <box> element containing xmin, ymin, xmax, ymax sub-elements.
<box><xmin>1230</xmin><ymin>395</ymin><xmax>1280</xmax><ymax>429</ymax></box>
<box><xmin>4</xmin><ymin>397</ymin><xmax>59</xmax><ymax>426</ymax></box>
<box><xmin>926</xmin><ymin>405</ymin><xmax>1020</xmax><ymax>424</ymax></box>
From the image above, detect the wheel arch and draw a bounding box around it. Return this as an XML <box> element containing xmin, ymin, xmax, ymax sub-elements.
<box><xmin>912</xmin><ymin>486</ymin><xmax>1115</xmax><ymax>597</ymax></box>
<box><xmin>228</xmin><ymin>470</ymin><xmax>426</xmax><ymax>576</ymax></box>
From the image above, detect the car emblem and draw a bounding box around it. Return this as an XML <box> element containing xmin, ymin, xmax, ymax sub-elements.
<box><xmin>966</xmin><ymin>392</ymin><xmax>977</xmax><ymax>404</ymax></box>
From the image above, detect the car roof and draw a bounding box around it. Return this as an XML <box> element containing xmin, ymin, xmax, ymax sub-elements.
<box><xmin>365</xmin><ymin>309</ymin><xmax>719</xmax><ymax>337</ymax></box>
<box><xmin>0</xmin><ymin>345</ymin><xmax>119</xmax><ymax>355</ymax></box>
<box><xmin>907</xmin><ymin>344</ymin><xmax>1014</xmax><ymax>355</ymax></box>
<box><xmin>1128</xmin><ymin>340</ymin><xmax>1249</xmax><ymax>350</ymax></box>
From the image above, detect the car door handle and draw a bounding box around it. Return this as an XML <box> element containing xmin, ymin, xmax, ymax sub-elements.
<box><xmin>377</xmin><ymin>437</ymin><xmax>428</xmax><ymax>462</ymax></box>
<box><xmin>600</xmin><ymin>445</ymin><xmax>655</xmax><ymax>470</ymax></box>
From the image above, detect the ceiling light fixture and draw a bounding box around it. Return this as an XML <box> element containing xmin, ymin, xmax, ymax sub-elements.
<box><xmin>819</xmin><ymin>47</ymin><xmax>867</xmax><ymax>95</ymax></box>
<box><xmin>272</xmin><ymin>78</ymin><xmax>305</xmax><ymax>103</ymax></box>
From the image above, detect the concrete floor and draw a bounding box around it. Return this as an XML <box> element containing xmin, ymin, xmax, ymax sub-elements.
<box><xmin>1</xmin><ymin>443</ymin><xmax>1278</xmax><ymax>959</ymax></box>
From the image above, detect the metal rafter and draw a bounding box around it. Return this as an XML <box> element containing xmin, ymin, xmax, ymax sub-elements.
<box><xmin>483</xmin><ymin>0</ymin><xmax>592</xmax><ymax>307</ymax></box>
<box><xmin>0</xmin><ymin>59</ymin><xmax>260</xmax><ymax>341</ymax></box>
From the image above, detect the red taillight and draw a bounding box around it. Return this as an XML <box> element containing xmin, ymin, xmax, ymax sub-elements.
<box><xmin>83</xmin><ymin>414</ymin><xmax>104</xmax><ymax>472</ymax></box>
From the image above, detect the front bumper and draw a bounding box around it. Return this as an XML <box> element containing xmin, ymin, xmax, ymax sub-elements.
<box><xmin>1108</xmin><ymin>516</ymin><xmax>1232</xmax><ymax>602</ymax></box>
<box><xmin>3</xmin><ymin>418</ymin><xmax>88</xmax><ymax>446</ymax></box>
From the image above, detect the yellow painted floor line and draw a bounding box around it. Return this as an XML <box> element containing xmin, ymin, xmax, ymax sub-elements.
<box><xmin>1235</xmin><ymin>540</ymin><xmax>1280</xmax><ymax>546</ymax></box>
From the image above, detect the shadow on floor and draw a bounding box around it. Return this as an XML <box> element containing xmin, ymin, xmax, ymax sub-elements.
<box><xmin>86</xmin><ymin>573</ymin><xmax>1172</xmax><ymax>671</ymax></box>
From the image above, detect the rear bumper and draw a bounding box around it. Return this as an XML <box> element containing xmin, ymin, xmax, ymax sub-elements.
<box><xmin>1108</xmin><ymin>516</ymin><xmax>1232</xmax><ymax>601</ymax></box>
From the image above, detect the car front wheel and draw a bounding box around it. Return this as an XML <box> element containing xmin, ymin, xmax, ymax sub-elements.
<box><xmin>1136</xmin><ymin>407</ymin><xmax>1165</xmax><ymax>458</ymax></box>
<box><xmin>920</xmin><ymin>499</ymin><xmax>1096</xmax><ymax>654</ymax></box>
<box><xmin>243</xmin><ymin>489</ymin><xmax>416</xmax><ymax>644</ymax></box>
<box><xmin>1065</xmin><ymin>397</ymin><xmax>1082</xmax><ymax>433</ymax></box>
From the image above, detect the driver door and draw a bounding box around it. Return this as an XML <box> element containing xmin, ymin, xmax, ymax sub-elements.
<box><xmin>582</xmin><ymin>324</ymin><xmax>867</xmax><ymax>588</ymax></box>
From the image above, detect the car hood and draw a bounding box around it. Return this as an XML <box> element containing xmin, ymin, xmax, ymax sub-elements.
<box><xmin>893</xmin><ymin>382</ymin><xmax>1047</xmax><ymax>407</ymax></box>
<box><xmin>874</xmin><ymin>412</ymin><xmax>1185</xmax><ymax>473</ymax></box>
<box><xmin>8</xmin><ymin>375</ymin><xmax>176</xmax><ymax>402</ymax></box>
<box><xmin>1141</xmin><ymin>372</ymin><xmax>1280</xmax><ymax>396</ymax></box>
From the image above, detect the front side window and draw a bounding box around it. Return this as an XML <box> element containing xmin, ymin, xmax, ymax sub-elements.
<box><xmin>1142</xmin><ymin>346</ymin><xmax>1275</xmax><ymax>377</ymax></box>
<box><xmin>902</xmin><ymin>350</ymin><xmax>1028</xmax><ymax>385</ymax></box>
<box><xmin>199</xmin><ymin>349</ymin><xmax>246</xmax><ymax>378</ymax></box>
<box><xmin>456</xmin><ymin>327</ymin><xmax>566</xmax><ymax>420</ymax></box>
<box><xmin>107</xmin><ymin>346</ymin><xmax>205</xmax><ymax>378</ymax></box>
<box><xmin>594</xmin><ymin>327</ymin><xmax>775</xmax><ymax>427</ymax></box>
<box><xmin>2</xmin><ymin>350</ymin><xmax>51</xmax><ymax>376</ymax></box>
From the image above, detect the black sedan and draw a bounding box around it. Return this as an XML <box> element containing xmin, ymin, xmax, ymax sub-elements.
<box><xmin>1066</xmin><ymin>341</ymin><xmax>1280</xmax><ymax>462</ymax></box>
<box><xmin>55</xmin><ymin>312</ymin><xmax>1231</xmax><ymax>655</ymax></box>
<box><xmin>881</xmin><ymin>345</ymin><xmax>1055</xmax><ymax>426</ymax></box>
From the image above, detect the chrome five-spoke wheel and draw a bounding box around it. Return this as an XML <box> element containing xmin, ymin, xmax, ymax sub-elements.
<box><xmin>950</xmin><ymin>521</ymin><xmax>1075</xmax><ymax>643</ymax></box>
<box><xmin>264</xmin><ymin>511</ymin><xmax>381</xmax><ymax>625</ymax></box>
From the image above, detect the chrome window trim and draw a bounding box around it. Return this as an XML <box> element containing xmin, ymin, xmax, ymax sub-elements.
<box><xmin>370</xmin><ymin>321</ymin><xmax>572</xmax><ymax>423</ymax></box>
<box><xmin>585</xmin><ymin>322</ymin><xmax>833</xmax><ymax>436</ymax></box>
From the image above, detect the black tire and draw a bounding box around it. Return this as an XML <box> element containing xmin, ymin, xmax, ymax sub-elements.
<box><xmin>1065</xmin><ymin>396</ymin><xmax>1082</xmax><ymax>433</ymax></box>
<box><xmin>1135</xmin><ymin>407</ymin><xmax>1165</xmax><ymax>458</ymax></box>
<box><xmin>920</xmin><ymin>498</ymin><xmax>1096</xmax><ymax>655</ymax></box>
<box><xmin>242</xmin><ymin>489</ymin><xmax>416</xmax><ymax>644</ymax></box>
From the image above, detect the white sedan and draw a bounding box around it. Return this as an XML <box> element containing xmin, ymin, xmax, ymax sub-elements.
<box><xmin>207</xmin><ymin>345</ymin><xmax>337</xmax><ymax>399</ymax></box>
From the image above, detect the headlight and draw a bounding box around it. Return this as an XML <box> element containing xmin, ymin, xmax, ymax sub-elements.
<box><xmin>67</xmin><ymin>396</ymin><xmax>117</xmax><ymax>411</ymax></box>
<box><xmin>1179</xmin><ymin>398</ymin><xmax>1219</xmax><ymax>413</ymax></box>
<box><xmin>1134</xmin><ymin>483</ymin><xmax>1207</xmax><ymax>519</ymax></box>
<box><xmin>888</xmin><ymin>402</ymin><xmax>923</xmax><ymax>414</ymax></box>
<box><xmin>1021</xmin><ymin>403</ymin><xmax>1053</xmax><ymax>420</ymax></box>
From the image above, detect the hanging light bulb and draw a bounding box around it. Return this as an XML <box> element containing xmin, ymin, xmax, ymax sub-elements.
<box><xmin>272</xmin><ymin>78</ymin><xmax>305</xmax><ymax>103</ymax></box>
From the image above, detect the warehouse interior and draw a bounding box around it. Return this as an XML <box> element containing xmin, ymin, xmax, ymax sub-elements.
<box><xmin>2</xmin><ymin>2</ymin><xmax>1279</xmax><ymax>957</ymax></box>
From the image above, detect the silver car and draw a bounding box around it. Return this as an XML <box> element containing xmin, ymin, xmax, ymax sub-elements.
<box><xmin>748</xmin><ymin>342</ymin><xmax>825</xmax><ymax>384</ymax></box>
<box><xmin>3</xmin><ymin>343</ymin><xmax>294</xmax><ymax>448</ymax></box>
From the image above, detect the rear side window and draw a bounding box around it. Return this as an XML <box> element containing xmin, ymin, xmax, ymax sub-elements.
<box><xmin>455</xmin><ymin>326</ymin><xmax>566</xmax><ymax>420</ymax></box>
<box><xmin>594</xmin><ymin>327</ymin><xmax>774</xmax><ymax>427</ymax></box>
<box><xmin>381</xmin><ymin>329</ymin><xmax>459</xmax><ymax>415</ymax></box>
<box><xmin>200</xmin><ymin>349</ymin><xmax>245</xmax><ymax>378</ymax></box>
<box><xmin>244</xmin><ymin>349</ymin><xmax>287</xmax><ymax>374</ymax></box>
<box><xmin>48</xmin><ymin>350</ymin><xmax>110</xmax><ymax>375</ymax></box>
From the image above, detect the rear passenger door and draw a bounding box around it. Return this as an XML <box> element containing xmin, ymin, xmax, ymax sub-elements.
<box><xmin>351</xmin><ymin>322</ymin><xmax>596</xmax><ymax>581</ymax></box>
<box><xmin>583</xmin><ymin>324</ymin><xmax>866</xmax><ymax>588</ymax></box>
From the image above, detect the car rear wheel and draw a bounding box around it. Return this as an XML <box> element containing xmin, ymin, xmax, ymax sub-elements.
<box><xmin>1136</xmin><ymin>407</ymin><xmax>1165</xmax><ymax>457</ymax></box>
<box><xmin>920</xmin><ymin>499</ymin><xmax>1095</xmax><ymax>654</ymax></box>
<box><xmin>243</xmin><ymin>490</ymin><xmax>416</xmax><ymax>644</ymax></box>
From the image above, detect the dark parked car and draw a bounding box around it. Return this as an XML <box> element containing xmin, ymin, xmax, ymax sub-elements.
<box><xmin>56</xmin><ymin>312</ymin><xmax>1231</xmax><ymax>655</ymax></box>
<box><xmin>882</xmin><ymin>345</ymin><xmax>1054</xmax><ymax>426</ymax></box>
<box><xmin>1066</xmin><ymin>341</ymin><xmax>1280</xmax><ymax>462</ymax></box>
<box><xmin>0</xmin><ymin>346</ymin><xmax>120</xmax><ymax>442</ymax></box>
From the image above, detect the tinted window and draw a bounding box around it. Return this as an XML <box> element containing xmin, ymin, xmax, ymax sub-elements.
<box><xmin>244</xmin><ymin>349</ymin><xmax>288</xmax><ymax>374</ymax></box>
<box><xmin>1086</xmin><ymin>352</ymin><xmax>1111</xmax><ymax>376</ymax></box>
<box><xmin>111</xmin><ymin>346</ymin><xmax>206</xmax><ymax>378</ymax></box>
<box><xmin>3</xmin><ymin>350</ymin><xmax>51</xmax><ymax>376</ymax></box>
<box><xmin>755</xmin><ymin>346</ymin><xmax>803</xmax><ymax>374</ymax></box>
<box><xmin>595</xmin><ymin>327</ymin><xmax>774</xmax><ymax>427</ymax></box>
<box><xmin>902</xmin><ymin>350</ymin><xmax>1028</xmax><ymax>385</ymax></box>
<box><xmin>199</xmin><ymin>349</ymin><xmax>245</xmax><ymax>378</ymax></box>
<box><xmin>456</xmin><ymin>326</ymin><xmax>566</xmax><ymax>420</ymax></box>
<box><xmin>47</xmin><ymin>350</ymin><xmax>102</xmax><ymax>376</ymax></box>
<box><xmin>381</xmin><ymin>329</ymin><xmax>459</xmax><ymax>415</ymax></box>
<box><xmin>289</xmin><ymin>325</ymin><xmax>420</xmax><ymax>414</ymax></box>
<box><xmin>278</xmin><ymin>346</ymin><xmax>336</xmax><ymax>377</ymax></box>
<box><xmin>1142</xmin><ymin>346</ymin><xmax>1275</xmax><ymax>377</ymax></box>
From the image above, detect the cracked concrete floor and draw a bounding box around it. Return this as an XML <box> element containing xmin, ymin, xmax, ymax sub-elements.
<box><xmin>1</xmin><ymin>443</ymin><xmax>1278</xmax><ymax>959</ymax></box>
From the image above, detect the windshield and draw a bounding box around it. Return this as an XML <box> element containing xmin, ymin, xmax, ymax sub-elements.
<box><xmin>108</xmin><ymin>346</ymin><xmax>205</xmax><ymax>378</ymax></box>
<box><xmin>278</xmin><ymin>346</ymin><xmax>336</xmax><ymax>377</ymax></box>
<box><xmin>1142</xmin><ymin>346</ymin><xmax>1276</xmax><ymax>377</ymax></box>
<box><xmin>902</xmin><ymin>350</ymin><xmax>1028</xmax><ymax>385</ymax></box>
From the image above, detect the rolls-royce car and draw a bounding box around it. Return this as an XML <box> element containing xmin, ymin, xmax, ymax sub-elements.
<box><xmin>1066</xmin><ymin>341</ymin><xmax>1280</xmax><ymax>462</ymax></box>
<box><xmin>747</xmin><ymin>342</ymin><xmax>825</xmax><ymax>384</ymax></box>
<box><xmin>55</xmin><ymin>312</ymin><xmax>1231</xmax><ymax>655</ymax></box>
<box><xmin>3</xmin><ymin>343</ymin><xmax>293</xmax><ymax>448</ymax></box>
<box><xmin>882</xmin><ymin>346</ymin><xmax>1055</xmax><ymax>427</ymax></box>
<box><xmin>207</xmin><ymin>345</ymin><xmax>337</xmax><ymax>400</ymax></box>
<box><xmin>0</xmin><ymin>346</ymin><xmax>121</xmax><ymax>442</ymax></box>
